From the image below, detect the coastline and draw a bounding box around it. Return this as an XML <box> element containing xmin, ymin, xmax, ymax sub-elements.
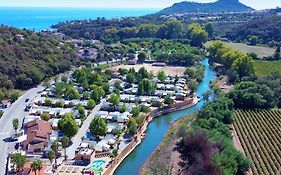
<box><xmin>103</xmin><ymin>96</ymin><xmax>199</xmax><ymax>175</ymax></box>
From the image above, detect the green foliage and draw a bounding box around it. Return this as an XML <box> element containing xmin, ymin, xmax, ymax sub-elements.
<box><xmin>65</xmin><ymin>87</ymin><xmax>80</xmax><ymax>100</ymax></box>
<box><xmin>0</xmin><ymin>90</ymin><xmax>4</xmax><ymax>101</ymax></box>
<box><xmin>55</xmin><ymin>100</ymin><xmax>64</xmax><ymax>108</ymax></box>
<box><xmin>188</xmin><ymin>80</ymin><xmax>197</xmax><ymax>93</ymax></box>
<box><xmin>87</xmin><ymin>99</ymin><xmax>96</xmax><ymax>109</ymax></box>
<box><xmin>198</xmin><ymin>96</ymin><xmax>234</xmax><ymax>124</ymax></box>
<box><xmin>157</xmin><ymin>70</ymin><xmax>167</xmax><ymax>83</ymax></box>
<box><xmin>248</xmin><ymin>35</ymin><xmax>259</xmax><ymax>46</ymax></box>
<box><xmin>89</xmin><ymin>117</ymin><xmax>107</xmax><ymax>137</ymax></box>
<box><xmin>58</xmin><ymin>113</ymin><xmax>79</xmax><ymax>138</ymax></box>
<box><xmin>108</xmin><ymin>93</ymin><xmax>120</xmax><ymax>107</ymax></box>
<box><xmin>229</xmin><ymin>81</ymin><xmax>274</xmax><ymax>109</ymax></box>
<box><xmin>45</xmin><ymin>97</ymin><xmax>52</xmax><ymax>106</ymax></box>
<box><xmin>127</xmin><ymin>117</ymin><xmax>138</xmax><ymax>135</ymax></box>
<box><xmin>10</xmin><ymin>90</ymin><xmax>20</xmax><ymax>102</ymax></box>
<box><xmin>0</xmin><ymin>26</ymin><xmax>79</xmax><ymax>90</ymax></box>
<box><xmin>12</xmin><ymin>153</ymin><xmax>27</xmax><ymax>171</ymax></box>
<box><xmin>41</xmin><ymin>113</ymin><xmax>51</xmax><ymax>121</ymax></box>
<box><xmin>12</xmin><ymin>118</ymin><xmax>19</xmax><ymax>132</ymax></box>
<box><xmin>188</xmin><ymin>23</ymin><xmax>208</xmax><ymax>47</ymax></box>
<box><xmin>132</xmin><ymin>105</ymin><xmax>141</xmax><ymax>117</ymax></box>
<box><xmin>120</xmin><ymin>104</ymin><xmax>127</xmax><ymax>113</ymax></box>
<box><xmin>205</xmin><ymin>22</ymin><xmax>214</xmax><ymax>38</ymax></box>
<box><xmin>164</xmin><ymin>95</ymin><xmax>174</xmax><ymax>105</ymax></box>
<box><xmin>137</xmin><ymin>51</ymin><xmax>147</xmax><ymax>63</ymax></box>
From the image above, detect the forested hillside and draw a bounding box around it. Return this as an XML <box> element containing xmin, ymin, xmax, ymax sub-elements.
<box><xmin>0</xmin><ymin>26</ymin><xmax>79</xmax><ymax>90</ymax></box>
<box><xmin>226</xmin><ymin>15</ymin><xmax>281</xmax><ymax>46</ymax></box>
<box><xmin>157</xmin><ymin>0</ymin><xmax>253</xmax><ymax>15</ymax></box>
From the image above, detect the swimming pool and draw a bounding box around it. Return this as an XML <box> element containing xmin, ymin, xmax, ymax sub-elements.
<box><xmin>84</xmin><ymin>160</ymin><xmax>106</xmax><ymax>174</ymax></box>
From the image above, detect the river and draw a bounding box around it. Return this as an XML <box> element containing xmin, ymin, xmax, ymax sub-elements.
<box><xmin>114</xmin><ymin>59</ymin><xmax>217</xmax><ymax>175</ymax></box>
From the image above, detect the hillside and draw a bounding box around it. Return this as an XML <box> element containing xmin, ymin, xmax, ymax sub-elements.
<box><xmin>157</xmin><ymin>0</ymin><xmax>253</xmax><ymax>15</ymax></box>
<box><xmin>226</xmin><ymin>15</ymin><xmax>281</xmax><ymax>46</ymax></box>
<box><xmin>0</xmin><ymin>26</ymin><xmax>79</xmax><ymax>90</ymax></box>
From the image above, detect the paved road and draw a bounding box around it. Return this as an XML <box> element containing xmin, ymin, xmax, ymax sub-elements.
<box><xmin>0</xmin><ymin>85</ymin><xmax>44</xmax><ymax>175</ymax></box>
<box><xmin>65</xmin><ymin>99</ymin><xmax>104</xmax><ymax>160</ymax></box>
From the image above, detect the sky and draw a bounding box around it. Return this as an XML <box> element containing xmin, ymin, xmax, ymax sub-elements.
<box><xmin>0</xmin><ymin>0</ymin><xmax>281</xmax><ymax>10</ymax></box>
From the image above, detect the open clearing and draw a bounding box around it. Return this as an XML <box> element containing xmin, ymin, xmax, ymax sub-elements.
<box><xmin>205</xmin><ymin>41</ymin><xmax>275</xmax><ymax>58</ymax></box>
<box><xmin>111</xmin><ymin>64</ymin><xmax>186</xmax><ymax>76</ymax></box>
<box><xmin>254</xmin><ymin>60</ymin><xmax>281</xmax><ymax>77</ymax></box>
<box><xmin>233</xmin><ymin>110</ymin><xmax>281</xmax><ymax>175</ymax></box>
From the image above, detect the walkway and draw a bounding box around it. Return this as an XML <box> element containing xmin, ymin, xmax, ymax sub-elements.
<box><xmin>65</xmin><ymin>99</ymin><xmax>104</xmax><ymax>160</ymax></box>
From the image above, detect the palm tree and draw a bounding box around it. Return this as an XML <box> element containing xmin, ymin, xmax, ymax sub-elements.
<box><xmin>47</xmin><ymin>150</ymin><xmax>55</xmax><ymax>169</ymax></box>
<box><xmin>36</xmin><ymin>160</ymin><xmax>43</xmax><ymax>175</ymax></box>
<box><xmin>61</xmin><ymin>136</ymin><xmax>69</xmax><ymax>161</ymax></box>
<box><xmin>11</xmin><ymin>153</ymin><xmax>27</xmax><ymax>173</ymax></box>
<box><xmin>51</xmin><ymin>140</ymin><xmax>59</xmax><ymax>168</ymax></box>
<box><xmin>31</xmin><ymin>161</ymin><xmax>39</xmax><ymax>175</ymax></box>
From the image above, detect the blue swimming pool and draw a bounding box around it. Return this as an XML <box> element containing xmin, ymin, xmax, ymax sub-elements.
<box><xmin>84</xmin><ymin>160</ymin><xmax>106</xmax><ymax>174</ymax></box>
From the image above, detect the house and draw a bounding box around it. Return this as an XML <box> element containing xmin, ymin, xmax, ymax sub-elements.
<box><xmin>15</xmin><ymin>34</ymin><xmax>24</xmax><ymax>41</ymax></box>
<box><xmin>22</xmin><ymin>119</ymin><xmax>52</xmax><ymax>154</ymax></box>
<box><xmin>152</xmin><ymin>62</ymin><xmax>166</xmax><ymax>67</ymax></box>
<box><xmin>127</xmin><ymin>59</ymin><xmax>137</xmax><ymax>65</ymax></box>
<box><xmin>75</xmin><ymin>147</ymin><xmax>95</xmax><ymax>164</ymax></box>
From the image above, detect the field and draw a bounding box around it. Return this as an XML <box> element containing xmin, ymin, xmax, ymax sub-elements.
<box><xmin>205</xmin><ymin>41</ymin><xmax>275</xmax><ymax>58</ymax></box>
<box><xmin>233</xmin><ymin>110</ymin><xmax>281</xmax><ymax>175</ymax></box>
<box><xmin>111</xmin><ymin>64</ymin><xmax>186</xmax><ymax>76</ymax></box>
<box><xmin>254</xmin><ymin>60</ymin><xmax>281</xmax><ymax>77</ymax></box>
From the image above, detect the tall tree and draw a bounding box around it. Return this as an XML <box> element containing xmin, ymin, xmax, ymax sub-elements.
<box><xmin>12</xmin><ymin>118</ymin><xmax>19</xmax><ymax>134</ymax></box>
<box><xmin>51</xmin><ymin>140</ymin><xmax>59</xmax><ymax>169</ymax></box>
<box><xmin>89</xmin><ymin>118</ymin><xmax>107</xmax><ymax>138</ymax></box>
<box><xmin>205</xmin><ymin>22</ymin><xmax>214</xmax><ymax>38</ymax></box>
<box><xmin>58</xmin><ymin>113</ymin><xmax>79</xmax><ymax>138</ymax></box>
<box><xmin>61</xmin><ymin>136</ymin><xmax>69</xmax><ymax>161</ymax></box>
<box><xmin>108</xmin><ymin>93</ymin><xmax>120</xmax><ymax>110</ymax></box>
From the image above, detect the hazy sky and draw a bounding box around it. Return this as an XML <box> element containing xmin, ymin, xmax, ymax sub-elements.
<box><xmin>1</xmin><ymin>0</ymin><xmax>281</xmax><ymax>9</ymax></box>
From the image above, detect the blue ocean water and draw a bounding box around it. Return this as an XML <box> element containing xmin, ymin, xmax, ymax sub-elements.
<box><xmin>0</xmin><ymin>7</ymin><xmax>159</xmax><ymax>31</ymax></box>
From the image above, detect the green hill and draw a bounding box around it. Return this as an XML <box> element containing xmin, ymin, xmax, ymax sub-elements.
<box><xmin>0</xmin><ymin>26</ymin><xmax>79</xmax><ymax>90</ymax></box>
<box><xmin>157</xmin><ymin>0</ymin><xmax>253</xmax><ymax>15</ymax></box>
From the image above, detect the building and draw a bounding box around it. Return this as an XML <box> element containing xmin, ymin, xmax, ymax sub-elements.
<box><xmin>22</xmin><ymin>120</ymin><xmax>52</xmax><ymax>154</ymax></box>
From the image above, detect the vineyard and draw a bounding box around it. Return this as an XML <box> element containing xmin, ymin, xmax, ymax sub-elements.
<box><xmin>233</xmin><ymin>110</ymin><xmax>281</xmax><ymax>175</ymax></box>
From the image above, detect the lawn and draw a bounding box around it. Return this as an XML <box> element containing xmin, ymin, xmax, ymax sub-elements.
<box><xmin>254</xmin><ymin>60</ymin><xmax>281</xmax><ymax>77</ymax></box>
<box><xmin>205</xmin><ymin>41</ymin><xmax>275</xmax><ymax>58</ymax></box>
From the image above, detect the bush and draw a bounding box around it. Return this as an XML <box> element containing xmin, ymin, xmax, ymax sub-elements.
<box><xmin>41</xmin><ymin>113</ymin><xmax>51</xmax><ymax>121</ymax></box>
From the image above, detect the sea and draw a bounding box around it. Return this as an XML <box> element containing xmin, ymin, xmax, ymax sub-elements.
<box><xmin>0</xmin><ymin>7</ymin><xmax>159</xmax><ymax>31</ymax></box>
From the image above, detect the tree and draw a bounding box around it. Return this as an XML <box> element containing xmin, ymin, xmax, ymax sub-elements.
<box><xmin>232</xmin><ymin>55</ymin><xmax>254</xmax><ymax>78</ymax></box>
<box><xmin>127</xmin><ymin>118</ymin><xmax>138</xmax><ymax>135</ymax></box>
<box><xmin>12</xmin><ymin>153</ymin><xmax>27</xmax><ymax>172</ymax></box>
<box><xmin>248</xmin><ymin>35</ymin><xmax>259</xmax><ymax>46</ymax></box>
<box><xmin>273</xmin><ymin>46</ymin><xmax>280</xmax><ymax>60</ymax></box>
<box><xmin>89</xmin><ymin>118</ymin><xmax>107</xmax><ymax>138</ymax></box>
<box><xmin>157</xmin><ymin>70</ymin><xmax>167</xmax><ymax>83</ymax></box>
<box><xmin>188</xmin><ymin>80</ymin><xmax>198</xmax><ymax>93</ymax></box>
<box><xmin>47</xmin><ymin>150</ymin><xmax>55</xmax><ymax>168</ymax></box>
<box><xmin>205</xmin><ymin>22</ymin><xmax>214</xmax><ymax>38</ymax></box>
<box><xmin>137</xmin><ymin>52</ymin><xmax>147</xmax><ymax>63</ymax></box>
<box><xmin>27</xmin><ymin>67</ymin><xmax>43</xmax><ymax>85</ymax></box>
<box><xmin>51</xmin><ymin>140</ymin><xmax>59</xmax><ymax>169</ymax></box>
<box><xmin>0</xmin><ymin>90</ymin><xmax>4</xmax><ymax>101</ymax></box>
<box><xmin>138</xmin><ymin>81</ymin><xmax>144</xmax><ymax>95</ymax></box>
<box><xmin>164</xmin><ymin>95</ymin><xmax>174</xmax><ymax>105</ymax></box>
<box><xmin>12</xmin><ymin>118</ymin><xmax>19</xmax><ymax>133</ymax></box>
<box><xmin>184</xmin><ymin>68</ymin><xmax>196</xmax><ymax>79</ymax></box>
<box><xmin>65</xmin><ymin>87</ymin><xmax>80</xmax><ymax>100</ymax></box>
<box><xmin>203</xmin><ymin>90</ymin><xmax>212</xmax><ymax>102</ymax></box>
<box><xmin>132</xmin><ymin>106</ymin><xmax>141</xmax><ymax>117</ymax></box>
<box><xmin>41</xmin><ymin>113</ymin><xmax>50</xmax><ymax>121</ymax></box>
<box><xmin>45</xmin><ymin>98</ymin><xmax>52</xmax><ymax>107</ymax></box>
<box><xmin>120</xmin><ymin>104</ymin><xmax>127</xmax><ymax>113</ymax></box>
<box><xmin>126</xmin><ymin>73</ymin><xmax>135</xmax><ymax>84</ymax></box>
<box><xmin>58</xmin><ymin>113</ymin><xmax>79</xmax><ymax>138</ymax></box>
<box><xmin>10</xmin><ymin>90</ymin><xmax>20</xmax><ymax>102</ymax></box>
<box><xmin>110</xmin><ymin>149</ymin><xmax>118</xmax><ymax>160</ymax></box>
<box><xmin>108</xmin><ymin>93</ymin><xmax>120</xmax><ymax>110</ymax></box>
<box><xmin>31</xmin><ymin>159</ymin><xmax>43</xmax><ymax>175</ymax></box>
<box><xmin>61</xmin><ymin>136</ymin><xmax>69</xmax><ymax>161</ymax></box>
<box><xmin>87</xmin><ymin>99</ymin><xmax>96</xmax><ymax>109</ymax></box>
<box><xmin>188</xmin><ymin>23</ymin><xmax>208</xmax><ymax>47</ymax></box>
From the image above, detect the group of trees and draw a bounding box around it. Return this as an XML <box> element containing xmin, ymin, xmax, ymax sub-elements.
<box><xmin>176</xmin><ymin>94</ymin><xmax>251</xmax><ymax>175</ymax></box>
<box><xmin>0</xmin><ymin>26</ymin><xmax>79</xmax><ymax>91</ymax></box>
<box><xmin>208</xmin><ymin>41</ymin><xmax>255</xmax><ymax>81</ymax></box>
<box><xmin>58</xmin><ymin>113</ymin><xmax>79</xmax><ymax>138</ymax></box>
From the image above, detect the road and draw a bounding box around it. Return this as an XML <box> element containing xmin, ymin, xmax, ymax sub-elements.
<box><xmin>65</xmin><ymin>99</ymin><xmax>104</xmax><ymax>160</ymax></box>
<box><xmin>0</xmin><ymin>85</ymin><xmax>44</xmax><ymax>175</ymax></box>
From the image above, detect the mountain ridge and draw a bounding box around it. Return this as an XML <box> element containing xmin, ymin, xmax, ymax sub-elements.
<box><xmin>157</xmin><ymin>0</ymin><xmax>254</xmax><ymax>15</ymax></box>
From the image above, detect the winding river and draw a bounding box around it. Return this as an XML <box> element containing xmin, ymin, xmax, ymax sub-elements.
<box><xmin>114</xmin><ymin>59</ymin><xmax>217</xmax><ymax>175</ymax></box>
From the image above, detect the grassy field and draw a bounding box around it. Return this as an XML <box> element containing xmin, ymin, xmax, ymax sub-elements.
<box><xmin>233</xmin><ymin>110</ymin><xmax>281</xmax><ymax>175</ymax></box>
<box><xmin>205</xmin><ymin>41</ymin><xmax>275</xmax><ymax>58</ymax></box>
<box><xmin>254</xmin><ymin>60</ymin><xmax>281</xmax><ymax>77</ymax></box>
<box><xmin>112</xmin><ymin>64</ymin><xmax>186</xmax><ymax>76</ymax></box>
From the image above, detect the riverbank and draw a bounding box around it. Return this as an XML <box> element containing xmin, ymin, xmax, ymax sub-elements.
<box><xmin>113</xmin><ymin>59</ymin><xmax>217</xmax><ymax>175</ymax></box>
<box><xmin>103</xmin><ymin>97</ymin><xmax>199</xmax><ymax>175</ymax></box>
<box><xmin>140</xmin><ymin>114</ymin><xmax>195</xmax><ymax>175</ymax></box>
